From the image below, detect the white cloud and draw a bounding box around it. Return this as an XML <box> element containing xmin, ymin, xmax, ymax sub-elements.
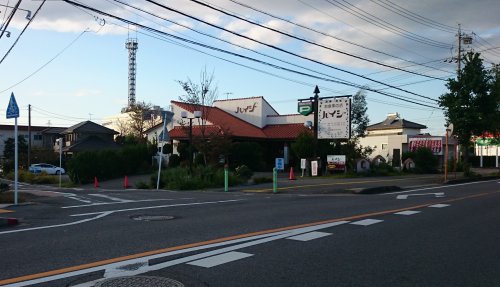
<box><xmin>73</xmin><ymin>89</ymin><xmax>102</xmax><ymax>98</ymax></box>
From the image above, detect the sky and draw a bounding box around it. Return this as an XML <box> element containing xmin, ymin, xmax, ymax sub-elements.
<box><xmin>0</xmin><ymin>0</ymin><xmax>499</xmax><ymax>136</ymax></box>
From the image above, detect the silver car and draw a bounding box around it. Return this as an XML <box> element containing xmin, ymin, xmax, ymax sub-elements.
<box><xmin>29</xmin><ymin>163</ymin><xmax>65</xmax><ymax>175</ymax></box>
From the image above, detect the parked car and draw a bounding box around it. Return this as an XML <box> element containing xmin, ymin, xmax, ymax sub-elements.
<box><xmin>29</xmin><ymin>163</ymin><xmax>65</xmax><ymax>175</ymax></box>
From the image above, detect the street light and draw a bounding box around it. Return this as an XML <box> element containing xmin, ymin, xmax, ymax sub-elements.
<box><xmin>181</xmin><ymin>110</ymin><xmax>201</xmax><ymax>173</ymax></box>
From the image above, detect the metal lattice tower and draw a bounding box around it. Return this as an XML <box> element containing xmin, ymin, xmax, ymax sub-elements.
<box><xmin>126</xmin><ymin>38</ymin><xmax>138</xmax><ymax>107</ymax></box>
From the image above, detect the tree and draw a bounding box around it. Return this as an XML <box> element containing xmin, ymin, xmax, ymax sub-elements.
<box><xmin>351</xmin><ymin>87</ymin><xmax>369</xmax><ymax>138</ymax></box>
<box><xmin>438</xmin><ymin>52</ymin><xmax>497</xmax><ymax>168</ymax></box>
<box><xmin>291</xmin><ymin>130</ymin><xmax>315</xmax><ymax>159</ymax></box>
<box><xmin>177</xmin><ymin>67</ymin><xmax>219</xmax><ymax>139</ymax></box>
<box><xmin>127</xmin><ymin>101</ymin><xmax>162</xmax><ymax>141</ymax></box>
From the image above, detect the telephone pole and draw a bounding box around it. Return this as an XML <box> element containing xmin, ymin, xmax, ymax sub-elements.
<box><xmin>456</xmin><ymin>24</ymin><xmax>473</xmax><ymax>78</ymax></box>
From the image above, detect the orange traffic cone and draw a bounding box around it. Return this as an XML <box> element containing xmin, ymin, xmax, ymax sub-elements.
<box><xmin>289</xmin><ymin>167</ymin><xmax>296</xmax><ymax>180</ymax></box>
<box><xmin>94</xmin><ymin>176</ymin><xmax>99</xmax><ymax>188</ymax></box>
<box><xmin>124</xmin><ymin>176</ymin><xmax>130</xmax><ymax>188</ymax></box>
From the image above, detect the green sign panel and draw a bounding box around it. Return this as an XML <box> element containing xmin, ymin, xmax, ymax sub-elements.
<box><xmin>298</xmin><ymin>101</ymin><xmax>313</xmax><ymax>116</ymax></box>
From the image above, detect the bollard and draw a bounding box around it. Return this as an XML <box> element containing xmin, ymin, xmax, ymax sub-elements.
<box><xmin>273</xmin><ymin>167</ymin><xmax>277</xmax><ymax>194</ymax></box>
<box><xmin>224</xmin><ymin>164</ymin><xmax>229</xmax><ymax>192</ymax></box>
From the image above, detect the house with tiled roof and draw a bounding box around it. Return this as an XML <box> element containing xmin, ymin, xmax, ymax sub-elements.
<box><xmin>358</xmin><ymin>113</ymin><xmax>429</xmax><ymax>165</ymax></box>
<box><xmin>60</xmin><ymin>121</ymin><xmax>119</xmax><ymax>155</ymax></box>
<box><xmin>145</xmin><ymin>97</ymin><xmax>313</xmax><ymax>166</ymax></box>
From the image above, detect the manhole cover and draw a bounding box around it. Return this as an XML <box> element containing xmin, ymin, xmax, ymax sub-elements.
<box><xmin>130</xmin><ymin>215</ymin><xmax>175</xmax><ymax>221</ymax></box>
<box><xmin>95</xmin><ymin>276</ymin><xmax>184</xmax><ymax>287</ymax></box>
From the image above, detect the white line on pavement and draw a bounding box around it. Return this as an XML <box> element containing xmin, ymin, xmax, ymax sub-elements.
<box><xmin>67</xmin><ymin>196</ymin><xmax>93</xmax><ymax>204</ymax></box>
<box><xmin>70</xmin><ymin>199</ymin><xmax>244</xmax><ymax>217</ymax></box>
<box><xmin>0</xmin><ymin>212</ymin><xmax>113</xmax><ymax>235</ymax></box>
<box><xmin>62</xmin><ymin>197</ymin><xmax>195</xmax><ymax>209</ymax></box>
<box><xmin>396</xmin><ymin>192</ymin><xmax>444</xmax><ymax>200</ymax></box>
<box><xmin>394</xmin><ymin>210</ymin><xmax>421</xmax><ymax>216</ymax></box>
<box><xmin>381</xmin><ymin>179</ymin><xmax>500</xmax><ymax>195</ymax></box>
<box><xmin>428</xmin><ymin>204</ymin><xmax>450</xmax><ymax>208</ymax></box>
<box><xmin>286</xmin><ymin>231</ymin><xmax>332</xmax><ymax>241</ymax></box>
<box><xmin>187</xmin><ymin>252</ymin><xmax>253</xmax><ymax>268</ymax></box>
<box><xmin>88</xmin><ymin>194</ymin><xmax>132</xmax><ymax>202</ymax></box>
<box><xmin>350</xmin><ymin>219</ymin><xmax>383</xmax><ymax>226</ymax></box>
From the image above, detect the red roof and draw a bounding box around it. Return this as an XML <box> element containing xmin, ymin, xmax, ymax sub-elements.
<box><xmin>170</xmin><ymin>101</ymin><xmax>305</xmax><ymax>140</ymax></box>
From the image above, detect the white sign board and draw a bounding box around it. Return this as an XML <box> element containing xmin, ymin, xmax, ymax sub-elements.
<box><xmin>300</xmin><ymin>158</ymin><xmax>307</xmax><ymax>169</ymax></box>
<box><xmin>317</xmin><ymin>97</ymin><xmax>350</xmax><ymax>139</ymax></box>
<box><xmin>327</xmin><ymin>155</ymin><xmax>346</xmax><ymax>171</ymax></box>
<box><xmin>275</xmin><ymin>158</ymin><xmax>285</xmax><ymax>171</ymax></box>
<box><xmin>311</xmin><ymin>160</ymin><xmax>318</xmax><ymax>176</ymax></box>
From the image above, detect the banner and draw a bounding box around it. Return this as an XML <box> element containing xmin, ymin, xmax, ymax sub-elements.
<box><xmin>327</xmin><ymin>155</ymin><xmax>346</xmax><ymax>171</ymax></box>
<box><xmin>317</xmin><ymin>97</ymin><xmax>350</xmax><ymax>139</ymax></box>
<box><xmin>408</xmin><ymin>137</ymin><xmax>443</xmax><ymax>155</ymax></box>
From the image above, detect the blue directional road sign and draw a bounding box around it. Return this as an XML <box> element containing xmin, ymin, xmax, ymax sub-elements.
<box><xmin>6</xmin><ymin>92</ymin><xmax>19</xmax><ymax>119</ymax></box>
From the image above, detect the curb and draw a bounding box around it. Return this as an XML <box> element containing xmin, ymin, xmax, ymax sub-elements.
<box><xmin>0</xmin><ymin>217</ymin><xmax>19</xmax><ymax>227</ymax></box>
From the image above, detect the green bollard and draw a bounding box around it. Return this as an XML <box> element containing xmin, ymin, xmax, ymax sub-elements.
<box><xmin>224</xmin><ymin>164</ymin><xmax>229</xmax><ymax>192</ymax></box>
<box><xmin>273</xmin><ymin>167</ymin><xmax>277</xmax><ymax>194</ymax></box>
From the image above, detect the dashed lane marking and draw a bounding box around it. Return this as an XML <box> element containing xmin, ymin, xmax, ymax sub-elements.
<box><xmin>287</xmin><ymin>231</ymin><xmax>332</xmax><ymax>241</ymax></box>
<box><xmin>428</xmin><ymin>204</ymin><xmax>450</xmax><ymax>208</ymax></box>
<box><xmin>350</xmin><ymin>219</ymin><xmax>383</xmax><ymax>226</ymax></box>
<box><xmin>394</xmin><ymin>210</ymin><xmax>421</xmax><ymax>216</ymax></box>
<box><xmin>187</xmin><ymin>252</ymin><xmax>253</xmax><ymax>268</ymax></box>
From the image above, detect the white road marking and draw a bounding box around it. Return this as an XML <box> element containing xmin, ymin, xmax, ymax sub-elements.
<box><xmin>62</xmin><ymin>198</ymin><xmax>194</xmax><ymax>209</ymax></box>
<box><xmin>70</xmin><ymin>199</ymin><xmax>244</xmax><ymax>217</ymax></box>
<box><xmin>88</xmin><ymin>194</ymin><xmax>132</xmax><ymax>202</ymax></box>
<box><xmin>0</xmin><ymin>212</ymin><xmax>112</xmax><ymax>235</ymax></box>
<box><xmin>394</xmin><ymin>210</ymin><xmax>421</xmax><ymax>216</ymax></box>
<box><xmin>381</xmin><ymin>179</ymin><xmax>500</xmax><ymax>195</ymax></box>
<box><xmin>67</xmin><ymin>196</ymin><xmax>93</xmax><ymax>204</ymax></box>
<box><xmin>187</xmin><ymin>252</ymin><xmax>253</xmax><ymax>268</ymax></box>
<box><xmin>287</xmin><ymin>231</ymin><xmax>332</xmax><ymax>241</ymax></box>
<box><xmin>396</xmin><ymin>192</ymin><xmax>444</xmax><ymax>199</ymax></box>
<box><xmin>16</xmin><ymin>221</ymin><xmax>349</xmax><ymax>287</ymax></box>
<box><xmin>428</xmin><ymin>204</ymin><xmax>450</xmax><ymax>208</ymax></box>
<box><xmin>350</xmin><ymin>219</ymin><xmax>383</xmax><ymax>226</ymax></box>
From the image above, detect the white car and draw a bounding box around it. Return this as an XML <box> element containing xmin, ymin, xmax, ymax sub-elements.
<box><xmin>29</xmin><ymin>163</ymin><xmax>65</xmax><ymax>175</ymax></box>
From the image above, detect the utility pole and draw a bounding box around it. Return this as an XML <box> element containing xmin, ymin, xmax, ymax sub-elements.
<box><xmin>455</xmin><ymin>24</ymin><xmax>473</xmax><ymax>78</ymax></box>
<box><xmin>28</xmin><ymin>104</ymin><xmax>31</xmax><ymax>167</ymax></box>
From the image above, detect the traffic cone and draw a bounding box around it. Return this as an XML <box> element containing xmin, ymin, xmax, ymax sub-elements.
<box><xmin>94</xmin><ymin>176</ymin><xmax>99</xmax><ymax>188</ymax></box>
<box><xmin>124</xmin><ymin>176</ymin><xmax>130</xmax><ymax>188</ymax></box>
<box><xmin>289</xmin><ymin>167</ymin><xmax>296</xmax><ymax>180</ymax></box>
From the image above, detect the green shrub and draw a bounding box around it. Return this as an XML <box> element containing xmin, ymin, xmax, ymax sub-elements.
<box><xmin>135</xmin><ymin>181</ymin><xmax>150</xmax><ymax>189</ymax></box>
<box><xmin>235</xmin><ymin>165</ymin><xmax>253</xmax><ymax>180</ymax></box>
<box><xmin>67</xmin><ymin>144</ymin><xmax>154</xmax><ymax>184</ymax></box>
<box><xmin>168</xmin><ymin>154</ymin><xmax>181</xmax><ymax>168</ymax></box>
<box><xmin>413</xmin><ymin>147</ymin><xmax>439</xmax><ymax>173</ymax></box>
<box><xmin>152</xmin><ymin>166</ymin><xmax>242</xmax><ymax>190</ymax></box>
<box><xmin>0</xmin><ymin>182</ymin><xmax>9</xmax><ymax>192</ymax></box>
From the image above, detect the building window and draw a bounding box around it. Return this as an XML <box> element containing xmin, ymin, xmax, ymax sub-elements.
<box><xmin>382</xmin><ymin>144</ymin><xmax>388</xmax><ymax>150</ymax></box>
<box><xmin>34</xmin><ymin>135</ymin><xmax>42</xmax><ymax>141</ymax></box>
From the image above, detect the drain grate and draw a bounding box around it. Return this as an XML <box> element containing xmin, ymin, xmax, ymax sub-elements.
<box><xmin>95</xmin><ymin>276</ymin><xmax>184</xmax><ymax>287</ymax></box>
<box><xmin>130</xmin><ymin>215</ymin><xmax>175</xmax><ymax>221</ymax></box>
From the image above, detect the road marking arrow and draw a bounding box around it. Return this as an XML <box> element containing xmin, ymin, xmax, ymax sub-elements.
<box><xmin>396</xmin><ymin>192</ymin><xmax>445</xmax><ymax>200</ymax></box>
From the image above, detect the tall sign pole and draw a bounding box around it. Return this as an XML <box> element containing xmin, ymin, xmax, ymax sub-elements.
<box><xmin>313</xmin><ymin>86</ymin><xmax>320</xmax><ymax>157</ymax></box>
<box><xmin>6</xmin><ymin>92</ymin><xmax>20</xmax><ymax>205</ymax></box>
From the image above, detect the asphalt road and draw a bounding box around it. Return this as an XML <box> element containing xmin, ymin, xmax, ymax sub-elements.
<box><xmin>0</xmin><ymin>177</ymin><xmax>499</xmax><ymax>286</ymax></box>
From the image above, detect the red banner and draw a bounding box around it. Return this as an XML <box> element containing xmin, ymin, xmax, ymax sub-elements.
<box><xmin>408</xmin><ymin>137</ymin><xmax>443</xmax><ymax>155</ymax></box>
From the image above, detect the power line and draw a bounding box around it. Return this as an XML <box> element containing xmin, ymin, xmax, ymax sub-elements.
<box><xmin>226</xmin><ymin>0</ymin><xmax>451</xmax><ymax>74</ymax></box>
<box><xmin>63</xmin><ymin>0</ymin><xmax>440</xmax><ymax>109</ymax></box>
<box><xmin>323</xmin><ymin>0</ymin><xmax>452</xmax><ymax>49</ymax></box>
<box><xmin>143</xmin><ymin>0</ymin><xmax>440</xmax><ymax>102</ymax></box>
<box><xmin>188</xmin><ymin>0</ymin><xmax>445</xmax><ymax>81</ymax></box>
